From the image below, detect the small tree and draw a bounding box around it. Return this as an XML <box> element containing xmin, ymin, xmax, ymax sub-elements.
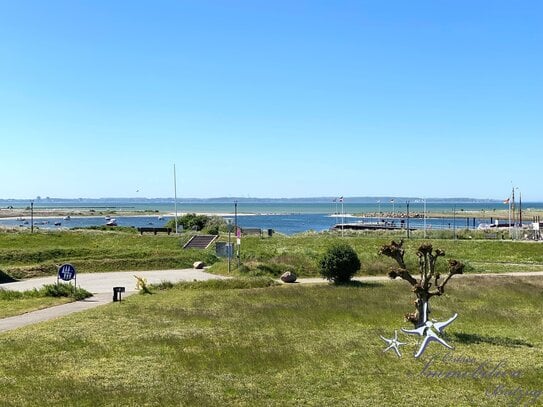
<box><xmin>379</xmin><ymin>240</ymin><xmax>464</xmax><ymax>327</ymax></box>
<box><xmin>319</xmin><ymin>243</ymin><xmax>361</xmax><ymax>284</ymax></box>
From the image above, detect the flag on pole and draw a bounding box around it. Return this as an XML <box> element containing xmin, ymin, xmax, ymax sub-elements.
<box><xmin>389</xmin><ymin>199</ymin><xmax>395</xmax><ymax>203</ymax></box>
<box><xmin>338</xmin><ymin>197</ymin><xmax>344</xmax><ymax>202</ymax></box>
<box><xmin>503</xmin><ymin>198</ymin><xmax>510</xmax><ymax>204</ymax></box>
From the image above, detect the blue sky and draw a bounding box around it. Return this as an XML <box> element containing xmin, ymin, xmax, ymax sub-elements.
<box><xmin>1</xmin><ymin>1</ymin><xmax>541</xmax><ymax>200</ymax></box>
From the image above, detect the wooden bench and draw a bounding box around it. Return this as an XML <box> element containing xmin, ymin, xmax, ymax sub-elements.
<box><xmin>137</xmin><ymin>227</ymin><xmax>172</xmax><ymax>235</ymax></box>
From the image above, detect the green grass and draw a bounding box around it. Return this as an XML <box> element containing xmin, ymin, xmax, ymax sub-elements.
<box><xmin>217</xmin><ymin>234</ymin><xmax>543</xmax><ymax>278</ymax></box>
<box><xmin>1</xmin><ymin>229</ymin><xmax>542</xmax><ymax>282</ymax></box>
<box><xmin>0</xmin><ymin>276</ymin><xmax>541</xmax><ymax>406</ymax></box>
<box><xmin>0</xmin><ymin>229</ymin><xmax>218</xmax><ymax>279</ymax></box>
<box><xmin>0</xmin><ymin>296</ymin><xmax>72</xmax><ymax>318</ymax></box>
<box><xmin>0</xmin><ymin>283</ymin><xmax>92</xmax><ymax>318</ymax></box>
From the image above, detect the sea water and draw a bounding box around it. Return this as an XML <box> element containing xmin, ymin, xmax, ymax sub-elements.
<box><xmin>1</xmin><ymin>200</ymin><xmax>541</xmax><ymax>235</ymax></box>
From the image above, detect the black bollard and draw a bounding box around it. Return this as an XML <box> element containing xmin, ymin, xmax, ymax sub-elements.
<box><xmin>113</xmin><ymin>287</ymin><xmax>126</xmax><ymax>302</ymax></box>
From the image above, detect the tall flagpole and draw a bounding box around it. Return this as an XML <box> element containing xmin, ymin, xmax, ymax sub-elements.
<box><xmin>174</xmin><ymin>164</ymin><xmax>178</xmax><ymax>235</ymax></box>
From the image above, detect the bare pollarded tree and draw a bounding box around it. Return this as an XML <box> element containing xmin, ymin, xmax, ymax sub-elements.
<box><xmin>379</xmin><ymin>240</ymin><xmax>465</xmax><ymax>327</ymax></box>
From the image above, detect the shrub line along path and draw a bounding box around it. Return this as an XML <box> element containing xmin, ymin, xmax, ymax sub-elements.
<box><xmin>1</xmin><ymin>269</ymin><xmax>542</xmax><ymax>334</ymax></box>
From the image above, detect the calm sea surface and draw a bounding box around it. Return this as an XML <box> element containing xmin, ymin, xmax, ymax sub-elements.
<box><xmin>1</xmin><ymin>201</ymin><xmax>541</xmax><ymax>235</ymax></box>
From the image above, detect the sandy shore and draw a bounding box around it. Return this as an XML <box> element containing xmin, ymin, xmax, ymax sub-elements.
<box><xmin>0</xmin><ymin>208</ymin><xmax>256</xmax><ymax>219</ymax></box>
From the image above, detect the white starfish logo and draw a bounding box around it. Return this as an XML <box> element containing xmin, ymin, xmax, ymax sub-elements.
<box><xmin>401</xmin><ymin>301</ymin><xmax>457</xmax><ymax>358</ymax></box>
<box><xmin>380</xmin><ymin>330</ymin><xmax>407</xmax><ymax>357</ymax></box>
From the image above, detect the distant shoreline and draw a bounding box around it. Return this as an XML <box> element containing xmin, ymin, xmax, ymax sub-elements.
<box><xmin>0</xmin><ymin>208</ymin><xmax>257</xmax><ymax>220</ymax></box>
<box><xmin>2</xmin><ymin>207</ymin><xmax>541</xmax><ymax>221</ymax></box>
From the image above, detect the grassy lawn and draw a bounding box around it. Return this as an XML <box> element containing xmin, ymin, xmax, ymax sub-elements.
<box><xmin>1</xmin><ymin>229</ymin><xmax>543</xmax><ymax>281</ymax></box>
<box><xmin>0</xmin><ymin>297</ymin><xmax>72</xmax><ymax>319</ymax></box>
<box><xmin>0</xmin><ymin>276</ymin><xmax>541</xmax><ymax>406</ymax></box>
<box><xmin>0</xmin><ymin>284</ymin><xmax>92</xmax><ymax>318</ymax></box>
<box><xmin>0</xmin><ymin>229</ymin><xmax>217</xmax><ymax>279</ymax></box>
<box><xmin>213</xmin><ymin>233</ymin><xmax>543</xmax><ymax>277</ymax></box>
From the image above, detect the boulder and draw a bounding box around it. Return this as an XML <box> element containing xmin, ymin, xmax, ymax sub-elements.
<box><xmin>193</xmin><ymin>261</ymin><xmax>205</xmax><ymax>269</ymax></box>
<box><xmin>280</xmin><ymin>271</ymin><xmax>297</xmax><ymax>283</ymax></box>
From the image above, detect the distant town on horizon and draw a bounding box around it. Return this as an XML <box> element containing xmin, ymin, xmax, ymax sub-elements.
<box><xmin>0</xmin><ymin>196</ymin><xmax>521</xmax><ymax>204</ymax></box>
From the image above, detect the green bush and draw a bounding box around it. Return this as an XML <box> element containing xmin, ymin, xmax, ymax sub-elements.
<box><xmin>202</xmin><ymin>216</ymin><xmax>227</xmax><ymax>234</ymax></box>
<box><xmin>319</xmin><ymin>243</ymin><xmax>361</xmax><ymax>284</ymax></box>
<box><xmin>40</xmin><ymin>283</ymin><xmax>92</xmax><ymax>301</ymax></box>
<box><xmin>0</xmin><ymin>284</ymin><xmax>92</xmax><ymax>301</ymax></box>
<box><xmin>166</xmin><ymin>214</ymin><xmax>226</xmax><ymax>233</ymax></box>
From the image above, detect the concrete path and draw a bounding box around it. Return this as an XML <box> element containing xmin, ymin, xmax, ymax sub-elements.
<box><xmin>0</xmin><ymin>269</ymin><xmax>227</xmax><ymax>334</ymax></box>
<box><xmin>1</xmin><ymin>269</ymin><xmax>226</xmax><ymax>294</ymax></box>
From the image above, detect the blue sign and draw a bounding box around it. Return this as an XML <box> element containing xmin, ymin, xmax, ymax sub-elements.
<box><xmin>58</xmin><ymin>263</ymin><xmax>76</xmax><ymax>281</ymax></box>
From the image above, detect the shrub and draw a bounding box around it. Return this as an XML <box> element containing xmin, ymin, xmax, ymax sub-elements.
<box><xmin>319</xmin><ymin>243</ymin><xmax>361</xmax><ymax>284</ymax></box>
<box><xmin>202</xmin><ymin>216</ymin><xmax>227</xmax><ymax>234</ymax></box>
<box><xmin>40</xmin><ymin>283</ymin><xmax>92</xmax><ymax>301</ymax></box>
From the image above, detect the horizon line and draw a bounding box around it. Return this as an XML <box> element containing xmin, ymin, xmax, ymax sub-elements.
<box><xmin>0</xmin><ymin>196</ymin><xmax>528</xmax><ymax>202</ymax></box>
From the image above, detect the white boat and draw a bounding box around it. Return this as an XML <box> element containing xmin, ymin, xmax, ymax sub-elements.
<box><xmin>106</xmin><ymin>218</ymin><xmax>117</xmax><ymax>226</ymax></box>
<box><xmin>64</xmin><ymin>216</ymin><xmax>71</xmax><ymax>220</ymax></box>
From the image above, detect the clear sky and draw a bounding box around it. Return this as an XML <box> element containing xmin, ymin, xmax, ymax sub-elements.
<box><xmin>1</xmin><ymin>1</ymin><xmax>541</xmax><ymax>200</ymax></box>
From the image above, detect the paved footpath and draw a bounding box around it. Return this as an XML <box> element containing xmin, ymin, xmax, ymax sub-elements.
<box><xmin>0</xmin><ymin>269</ymin><xmax>226</xmax><ymax>334</ymax></box>
<box><xmin>1</xmin><ymin>270</ymin><xmax>542</xmax><ymax>334</ymax></box>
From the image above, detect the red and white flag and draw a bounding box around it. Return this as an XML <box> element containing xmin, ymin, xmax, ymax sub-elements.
<box><xmin>338</xmin><ymin>196</ymin><xmax>344</xmax><ymax>202</ymax></box>
<box><xmin>503</xmin><ymin>198</ymin><xmax>510</xmax><ymax>204</ymax></box>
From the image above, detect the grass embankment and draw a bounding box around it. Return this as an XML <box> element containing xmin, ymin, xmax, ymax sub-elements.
<box><xmin>1</xmin><ymin>229</ymin><xmax>542</xmax><ymax>281</ymax></box>
<box><xmin>0</xmin><ymin>277</ymin><xmax>541</xmax><ymax>406</ymax></box>
<box><xmin>213</xmin><ymin>234</ymin><xmax>543</xmax><ymax>277</ymax></box>
<box><xmin>0</xmin><ymin>229</ymin><xmax>217</xmax><ymax>279</ymax></box>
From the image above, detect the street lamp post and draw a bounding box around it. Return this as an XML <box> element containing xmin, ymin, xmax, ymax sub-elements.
<box><xmin>226</xmin><ymin>219</ymin><xmax>233</xmax><ymax>273</ymax></box>
<box><xmin>406</xmin><ymin>201</ymin><xmax>410</xmax><ymax>239</ymax></box>
<box><xmin>30</xmin><ymin>201</ymin><xmax>34</xmax><ymax>233</ymax></box>
<box><xmin>453</xmin><ymin>205</ymin><xmax>456</xmax><ymax>240</ymax></box>
<box><xmin>234</xmin><ymin>201</ymin><xmax>240</xmax><ymax>268</ymax></box>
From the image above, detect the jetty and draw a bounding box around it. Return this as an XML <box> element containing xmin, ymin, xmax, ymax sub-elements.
<box><xmin>331</xmin><ymin>221</ymin><xmax>415</xmax><ymax>231</ymax></box>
